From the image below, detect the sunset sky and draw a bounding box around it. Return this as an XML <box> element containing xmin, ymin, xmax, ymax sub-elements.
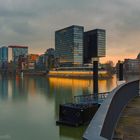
<box><xmin>0</xmin><ymin>0</ymin><xmax>140</xmax><ymax>64</ymax></box>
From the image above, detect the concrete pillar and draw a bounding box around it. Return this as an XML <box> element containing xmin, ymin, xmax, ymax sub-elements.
<box><xmin>93</xmin><ymin>60</ymin><xmax>99</xmax><ymax>101</ymax></box>
<box><xmin>119</xmin><ymin>63</ymin><xmax>123</xmax><ymax>81</ymax></box>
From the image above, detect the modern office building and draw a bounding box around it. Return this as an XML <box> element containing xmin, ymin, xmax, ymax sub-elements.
<box><xmin>84</xmin><ymin>29</ymin><xmax>106</xmax><ymax>63</ymax></box>
<box><xmin>28</xmin><ymin>54</ymin><xmax>39</xmax><ymax>62</ymax></box>
<box><xmin>0</xmin><ymin>46</ymin><xmax>8</xmax><ymax>61</ymax></box>
<box><xmin>0</xmin><ymin>46</ymin><xmax>8</xmax><ymax>69</ymax></box>
<box><xmin>45</xmin><ymin>48</ymin><xmax>55</xmax><ymax>56</ymax></box>
<box><xmin>8</xmin><ymin>45</ymin><xmax>28</xmax><ymax>64</ymax></box>
<box><xmin>35</xmin><ymin>54</ymin><xmax>46</xmax><ymax>70</ymax></box>
<box><xmin>123</xmin><ymin>58</ymin><xmax>140</xmax><ymax>74</ymax></box>
<box><xmin>55</xmin><ymin>25</ymin><xmax>84</xmax><ymax>66</ymax></box>
<box><xmin>28</xmin><ymin>54</ymin><xmax>39</xmax><ymax>70</ymax></box>
<box><xmin>45</xmin><ymin>48</ymin><xmax>56</xmax><ymax>69</ymax></box>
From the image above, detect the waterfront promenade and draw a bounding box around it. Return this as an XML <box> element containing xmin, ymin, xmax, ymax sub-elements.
<box><xmin>114</xmin><ymin>96</ymin><xmax>140</xmax><ymax>140</ymax></box>
<box><xmin>83</xmin><ymin>80</ymin><xmax>140</xmax><ymax>140</ymax></box>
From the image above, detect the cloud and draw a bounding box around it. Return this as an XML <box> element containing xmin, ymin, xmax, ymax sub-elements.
<box><xmin>0</xmin><ymin>0</ymin><xmax>139</xmax><ymax>61</ymax></box>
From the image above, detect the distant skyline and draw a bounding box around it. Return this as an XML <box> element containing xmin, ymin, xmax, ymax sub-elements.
<box><xmin>0</xmin><ymin>0</ymin><xmax>140</xmax><ymax>64</ymax></box>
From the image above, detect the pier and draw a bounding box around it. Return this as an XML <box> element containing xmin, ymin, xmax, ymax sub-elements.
<box><xmin>83</xmin><ymin>80</ymin><xmax>140</xmax><ymax>140</ymax></box>
<box><xmin>56</xmin><ymin>60</ymin><xmax>105</xmax><ymax>126</ymax></box>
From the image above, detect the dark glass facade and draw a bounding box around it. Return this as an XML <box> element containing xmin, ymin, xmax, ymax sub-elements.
<box><xmin>0</xmin><ymin>46</ymin><xmax>8</xmax><ymax>69</ymax></box>
<box><xmin>12</xmin><ymin>47</ymin><xmax>28</xmax><ymax>63</ymax></box>
<box><xmin>0</xmin><ymin>47</ymin><xmax>8</xmax><ymax>61</ymax></box>
<box><xmin>84</xmin><ymin>29</ymin><xmax>106</xmax><ymax>63</ymax></box>
<box><xmin>55</xmin><ymin>25</ymin><xmax>84</xmax><ymax>66</ymax></box>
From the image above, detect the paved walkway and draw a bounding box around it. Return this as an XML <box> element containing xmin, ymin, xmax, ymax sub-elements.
<box><xmin>113</xmin><ymin>97</ymin><xmax>140</xmax><ymax>140</ymax></box>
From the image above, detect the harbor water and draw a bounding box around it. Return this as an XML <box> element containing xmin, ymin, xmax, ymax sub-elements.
<box><xmin>0</xmin><ymin>74</ymin><xmax>138</xmax><ymax>140</ymax></box>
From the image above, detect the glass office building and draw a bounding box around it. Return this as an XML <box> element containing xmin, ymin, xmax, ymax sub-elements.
<box><xmin>0</xmin><ymin>46</ymin><xmax>8</xmax><ymax>69</ymax></box>
<box><xmin>84</xmin><ymin>29</ymin><xmax>106</xmax><ymax>63</ymax></box>
<box><xmin>8</xmin><ymin>46</ymin><xmax>28</xmax><ymax>64</ymax></box>
<box><xmin>55</xmin><ymin>25</ymin><xmax>84</xmax><ymax>66</ymax></box>
<box><xmin>0</xmin><ymin>46</ymin><xmax>8</xmax><ymax>61</ymax></box>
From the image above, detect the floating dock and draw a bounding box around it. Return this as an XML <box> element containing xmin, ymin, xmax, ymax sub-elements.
<box><xmin>56</xmin><ymin>103</ymin><xmax>100</xmax><ymax>127</ymax></box>
<box><xmin>56</xmin><ymin>61</ymin><xmax>109</xmax><ymax>127</ymax></box>
<box><xmin>56</xmin><ymin>93</ymin><xmax>108</xmax><ymax>127</ymax></box>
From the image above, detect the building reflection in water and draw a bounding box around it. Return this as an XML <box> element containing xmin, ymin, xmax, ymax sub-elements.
<box><xmin>0</xmin><ymin>75</ymin><xmax>8</xmax><ymax>99</ymax></box>
<box><xmin>49</xmin><ymin>76</ymin><xmax>117</xmax><ymax>96</ymax></box>
<box><xmin>0</xmin><ymin>74</ymin><xmax>118</xmax><ymax>140</ymax></box>
<box><xmin>10</xmin><ymin>76</ymin><xmax>28</xmax><ymax>100</ymax></box>
<box><xmin>0</xmin><ymin>75</ymin><xmax>28</xmax><ymax>100</ymax></box>
<box><xmin>59</xmin><ymin>125</ymin><xmax>86</xmax><ymax>140</ymax></box>
<box><xmin>48</xmin><ymin>76</ymin><xmax>117</xmax><ymax>140</ymax></box>
<box><xmin>48</xmin><ymin>76</ymin><xmax>117</xmax><ymax>120</ymax></box>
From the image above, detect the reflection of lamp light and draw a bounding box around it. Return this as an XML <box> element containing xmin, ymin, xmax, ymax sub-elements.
<box><xmin>49</xmin><ymin>77</ymin><xmax>92</xmax><ymax>89</ymax></box>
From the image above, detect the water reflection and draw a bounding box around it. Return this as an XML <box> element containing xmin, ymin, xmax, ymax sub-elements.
<box><xmin>0</xmin><ymin>74</ymin><xmax>121</xmax><ymax>140</ymax></box>
<box><xmin>49</xmin><ymin>76</ymin><xmax>117</xmax><ymax>95</ymax></box>
<box><xmin>0</xmin><ymin>75</ymin><xmax>117</xmax><ymax>102</ymax></box>
<box><xmin>59</xmin><ymin>126</ymin><xmax>86</xmax><ymax>140</ymax></box>
<box><xmin>11</xmin><ymin>76</ymin><xmax>28</xmax><ymax>100</ymax></box>
<box><xmin>0</xmin><ymin>75</ymin><xmax>8</xmax><ymax>99</ymax></box>
<box><xmin>48</xmin><ymin>76</ymin><xmax>117</xmax><ymax>126</ymax></box>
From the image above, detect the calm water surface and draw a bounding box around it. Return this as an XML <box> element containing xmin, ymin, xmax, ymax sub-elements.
<box><xmin>0</xmin><ymin>74</ymin><xmax>138</xmax><ymax>140</ymax></box>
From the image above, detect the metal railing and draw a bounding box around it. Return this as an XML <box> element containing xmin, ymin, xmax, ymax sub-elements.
<box><xmin>74</xmin><ymin>92</ymin><xmax>110</xmax><ymax>104</ymax></box>
<box><xmin>83</xmin><ymin>80</ymin><xmax>140</xmax><ymax>140</ymax></box>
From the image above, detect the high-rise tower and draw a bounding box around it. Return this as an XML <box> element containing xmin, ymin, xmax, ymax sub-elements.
<box><xmin>84</xmin><ymin>29</ymin><xmax>106</xmax><ymax>63</ymax></box>
<box><xmin>55</xmin><ymin>25</ymin><xmax>84</xmax><ymax>66</ymax></box>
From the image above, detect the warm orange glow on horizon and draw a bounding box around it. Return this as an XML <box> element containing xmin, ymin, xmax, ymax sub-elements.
<box><xmin>100</xmin><ymin>54</ymin><xmax>138</xmax><ymax>65</ymax></box>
